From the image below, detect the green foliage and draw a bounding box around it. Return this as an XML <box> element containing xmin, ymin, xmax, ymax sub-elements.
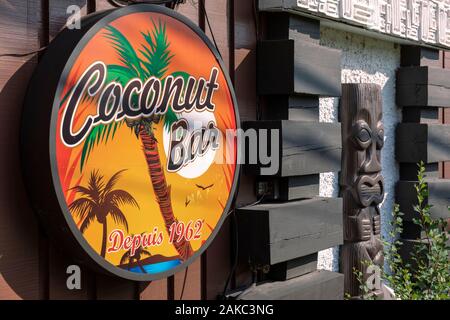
<box><xmin>407</xmin><ymin>162</ymin><xmax>450</xmax><ymax>299</ymax></box>
<box><xmin>357</xmin><ymin>161</ymin><xmax>450</xmax><ymax>300</ymax></box>
<box><xmin>78</xmin><ymin>19</ymin><xmax>185</xmax><ymax>171</ymax></box>
<box><xmin>140</xmin><ymin>19</ymin><xmax>173</xmax><ymax>79</ymax></box>
<box><xmin>104</xmin><ymin>25</ymin><xmax>143</xmax><ymax>79</ymax></box>
<box><xmin>354</xmin><ymin>262</ymin><xmax>378</xmax><ymax>300</ymax></box>
<box><xmin>382</xmin><ymin>204</ymin><xmax>416</xmax><ymax>299</ymax></box>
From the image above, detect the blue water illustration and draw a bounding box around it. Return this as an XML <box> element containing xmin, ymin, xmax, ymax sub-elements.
<box><xmin>129</xmin><ymin>259</ymin><xmax>181</xmax><ymax>274</ymax></box>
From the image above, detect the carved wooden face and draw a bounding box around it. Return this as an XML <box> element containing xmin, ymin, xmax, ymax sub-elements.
<box><xmin>351</xmin><ymin>92</ymin><xmax>384</xmax><ymax>207</ymax></box>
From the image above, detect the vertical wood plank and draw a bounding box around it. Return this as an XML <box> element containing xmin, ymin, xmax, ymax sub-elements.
<box><xmin>86</xmin><ymin>0</ymin><xmax>96</xmax><ymax>13</ymax></box>
<box><xmin>39</xmin><ymin>0</ymin><xmax>50</xmax><ymax>301</ymax></box>
<box><xmin>233</xmin><ymin>0</ymin><xmax>257</xmax><ymax>123</ymax></box>
<box><xmin>46</xmin><ymin>0</ymin><xmax>98</xmax><ymax>300</ymax></box>
<box><xmin>0</xmin><ymin>0</ymin><xmax>42</xmax><ymax>300</ymax></box>
<box><xmin>176</xmin><ymin>0</ymin><xmax>200</xmax><ymax>25</ymax></box>
<box><xmin>95</xmin><ymin>275</ymin><xmax>137</xmax><ymax>300</ymax></box>
<box><xmin>48</xmin><ymin>246</ymin><xmax>95</xmax><ymax>300</ymax></box>
<box><xmin>174</xmin><ymin>259</ymin><xmax>201</xmax><ymax>300</ymax></box>
<box><xmin>49</xmin><ymin>0</ymin><xmax>86</xmax><ymax>40</ymax></box>
<box><xmin>205</xmin><ymin>0</ymin><xmax>229</xmax><ymax>68</ymax></box>
<box><xmin>232</xmin><ymin>0</ymin><xmax>258</xmax><ymax>293</ymax></box>
<box><xmin>167</xmin><ymin>275</ymin><xmax>175</xmax><ymax>300</ymax></box>
<box><xmin>199</xmin><ymin>0</ymin><xmax>234</xmax><ymax>300</ymax></box>
<box><xmin>444</xmin><ymin>51</ymin><xmax>450</xmax><ymax>70</ymax></box>
<box><xmin>96</xmin><ymin>0</ymin><xmax>115</xmax><ymax>11</ymax></box>
<box><xmin>139</xmin><ymin>280</ymin><xmax>168</xmax><ymax>300</ymax></box>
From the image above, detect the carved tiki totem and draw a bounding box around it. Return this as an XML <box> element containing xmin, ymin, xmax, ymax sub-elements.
<box><xmin>340</xmin><ymin>84</ymin><xmax>384</xmax><ymax>298</ymax></box>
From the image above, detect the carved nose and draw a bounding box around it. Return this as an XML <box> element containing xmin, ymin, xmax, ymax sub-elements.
<box><xmin>362</xmin><ymin>143</ymin><xmax>381</xmax><ymax>173</ymax></box>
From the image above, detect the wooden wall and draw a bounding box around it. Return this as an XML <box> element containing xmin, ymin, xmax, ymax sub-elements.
<box><xmin>440</xmin><ymin>52</ymin><xmax>450</xmax><ymax>232</ymax></box>
<box><xmin>396</xmin><ymin>46</ymin><xmax>450</xmax><ymax>259</ymax></box>
<box><xmin>0</xmin><ymin>0</ymin><xmax>256</xmax><ymax>300</ymax></box>
<box><xmin>441</xmin><ymin>51</ymin><xmax>450</xmax><ymax>181</ymax></box>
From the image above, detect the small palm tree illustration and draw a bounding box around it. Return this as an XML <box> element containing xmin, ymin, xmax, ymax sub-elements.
<box><xmin>74</xmin><ymin>19</ymin><xmax>194</xmax><ymax>261</ymax></box>
<box><xmin>68</xmin><ymin>169</ymin><xmax>139</xmax><ymax>258</ymax></box>
<box><xmin>120</xmin><ymin>239</ymin><xmax>152</xmax><ymax>273</ymax></box>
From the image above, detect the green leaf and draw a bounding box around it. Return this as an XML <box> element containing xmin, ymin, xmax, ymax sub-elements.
<box><xmin>104</xmin><ymin>25</ymin><xmax>145</xmax><ymax>80</ymax></box>
<box><xmin>79</xmin><ymin>20</ymin><xmax>187</xmax><ymax>171</ymax></box>
<box><xmin>162</xmin><ymin>71</ymin><xmax>190</xmax><ymax>132</ymax></box>
<box><xmin>140</xmin><ymin>19</ymin><xmax>173</xmax><ymax>79</ymax></box>
<box><xmin>107</xmin><ymin>64</ymin><xmax>136</xmax><ymax>85</ymax></box>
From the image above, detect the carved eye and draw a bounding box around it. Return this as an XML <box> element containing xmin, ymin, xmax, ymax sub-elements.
<box><xmin>352</xmin><ymin>121</ymin><xmax>372</xmax><ymax>149</ymax></box>
<box><xmin>357</xmin><ymin>128</ymin><xmax>371</xmax><ymax>143</ymax></box>
<box><xmin>376</xmin><ymin>128</ymin><xmax>384</xmax><ymax>148</ymax></box>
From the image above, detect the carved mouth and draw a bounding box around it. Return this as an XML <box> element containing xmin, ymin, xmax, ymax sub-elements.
<box><xmin>360</xmin><ymin>182</ymin><xmax>382</xmax><ymax>196</ymax></box>
<box><xmin>356</xmin><ymin>175</ymin><xmax>384</xmax><ymax>207</ymax></box>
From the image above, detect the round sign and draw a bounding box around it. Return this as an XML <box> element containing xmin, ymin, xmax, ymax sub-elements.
<box><xmin>22</xmin><ymin>4</ymin><xmax>240</xmax><ymax>281</ymax></box>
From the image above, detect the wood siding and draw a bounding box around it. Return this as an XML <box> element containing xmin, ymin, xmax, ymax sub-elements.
<box><xmin>0</xmin><ymin>0</ymin><xmax>256</xmax><ymax>300</ymax></box>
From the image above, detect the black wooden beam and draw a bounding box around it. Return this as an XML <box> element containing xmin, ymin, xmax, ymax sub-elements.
<box><xmin>399</xmin><ymin>162</ymin><xmax>440</xmax><ymax>180</ymax></box>
<box><xmin>258</xmin><ymin>0</ymin><xmax>298</xmax><ymax>11</ymax></box>
<box><xmin>268</xmin><ymin>253</ymin><xmax>318</xmax><ymax>281</ymax></box>
<box><xmin>261</xmin><ymin>95</ymin><xmax>319</xmax><ymax>121</ymax></box>
<box><xmin>396</xmin><ymin>179</ymin><xmax>450</xmax><ymax>221</ymax></box>
<box><xmin>397</xmin><ymin>66</ymin><xmax>450</xmax><ymax>107</ymax></box>
<box><xmin>396</xmin><ymin>123</ymin><xmax>450</xmax><ymax>163</ymax></box>
<box><xmin>257</xmin><ymin>40</ymin><xmax>341</xmax><ymax>96</ymax></box>
<box><xmin>238</xmin><ymin>270</ymin><xmax>344</xmax><ymax>300</ymax></box>
<box><xmin>400</xmin><ymin>46</ymin><xmax>442</xmax><ymax>68</ymax></box>
<box><xmin>244</xmin><ymin>120</ymin><xmax>342</xmax><ymax>176</ymax></box>
<box><xmin>236</xmin><ymin>197</ymin><xmax>343</xmax><ymax>266</ymax></box>
<box><xmin>402</xmin><ymin>107</ymin><xmax>440</xmax><ymax>124</ymax></box>
<box><xmin>256</xmin><ymin>175</ymin><xmax>319</xmax><ymax>201</ymax></box>
<box><xmin>262</xmin><ymin>12</ymin><xmax>320</xmax><ymax>43</ymax></box>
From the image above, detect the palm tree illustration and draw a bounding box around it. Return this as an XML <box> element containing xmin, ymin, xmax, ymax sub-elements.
<box><xmin>69</xmin><ymin>170</ymin><xmax>139</xmax><ymax>258</ymax></box>
<box><xmin>120</xmin><ymin>239</ymin><xmax>152</xmax><ymax>273</ymax></box>
<box><xmin>76</xmin><ymin>20</ymin><xmax>193</xmax><ymax>261</ymax></box>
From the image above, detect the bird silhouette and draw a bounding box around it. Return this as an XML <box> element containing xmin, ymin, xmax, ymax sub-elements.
<box><xmin>195</xmin><ymin>183</ymin><xmax>214</xmax><ymax>191</ymax></box>
<box><xmin>185</xmin><ymin>197</ymin><xmax>191</xmax><ymax>207</ymax></box>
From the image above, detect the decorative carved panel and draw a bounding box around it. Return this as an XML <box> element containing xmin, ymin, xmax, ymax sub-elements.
<box><xmin>260</xmin><ymin>0</ymin><xmax>450</xmax><ymax>49</ymax></box>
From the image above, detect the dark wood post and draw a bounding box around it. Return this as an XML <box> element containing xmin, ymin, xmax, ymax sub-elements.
<box><xmin>340</xmin><ymin>83</ymin><xmax>384</xmax><ymax>298</ymax></box>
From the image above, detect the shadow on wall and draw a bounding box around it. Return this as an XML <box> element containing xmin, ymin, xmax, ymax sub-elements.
<box><xmin>0</xmin><ymin>58</ymin><xmax>41</xmax><ymax>300</ymax></box>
